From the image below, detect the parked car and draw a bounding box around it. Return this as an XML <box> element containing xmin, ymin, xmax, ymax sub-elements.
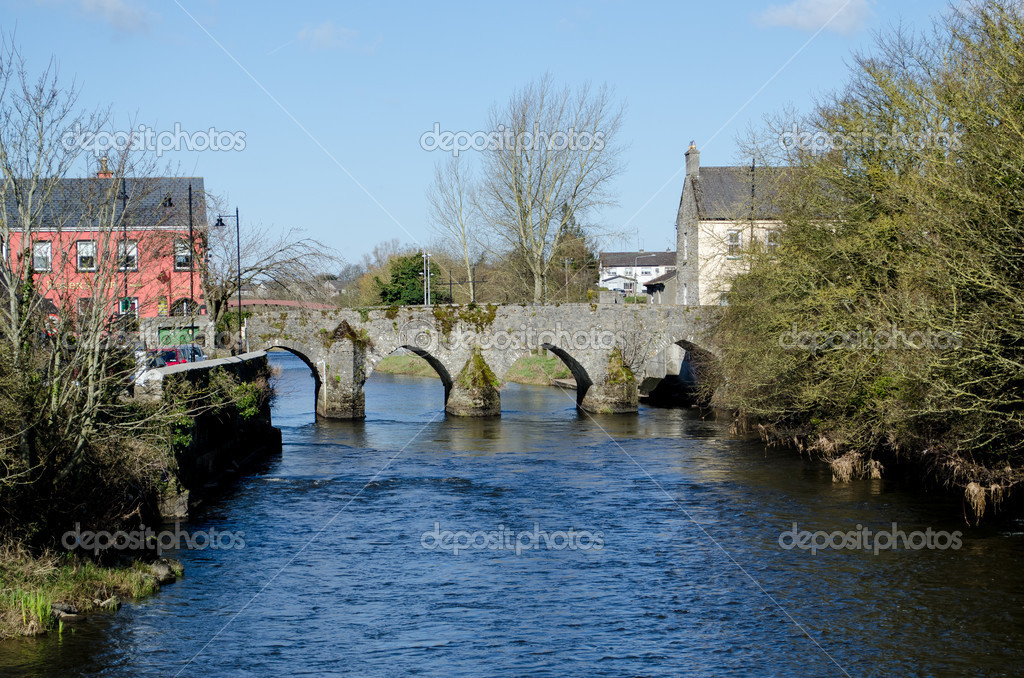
<box><xmin>149</xmin><ymin>344</ymin><xmax>207</xmax><ymax>367</ymax></box>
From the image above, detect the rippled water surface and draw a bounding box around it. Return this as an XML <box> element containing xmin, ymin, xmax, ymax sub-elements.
<box><xmin>3</xmin><ymin>351</ymin><xmax>1023</xmax><ymax>676</ymax></box>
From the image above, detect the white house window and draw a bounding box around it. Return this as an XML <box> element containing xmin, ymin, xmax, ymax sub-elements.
<box><xmin>32</xmin><ymin>241</ymin><xmax>51</xmax><ymax>272</ymax></box>
<box><xmin>174</xmin><ymin>239</ymin><xmax>193</xmax><ymax>271</ymax></box>
<box><xmin>641</xmin><ymin>269</ymin><xmax>651</xmax><ymax>276</ymax></box>
<box><xmin>719</xmin><ymin>291</ymin><xmax>729</xmax><ymax>306</ymax></box>
<box><xmin>766</xmin><ymin>230</ymin><xmax>780</xmax><ymax>255</ymax></box>
<box><xmin>76</xmin><ymin>240</ymin><xmax>97</xmax><ymax>271</ymax></box>
<box><xmin>727</xmin><ymin>231</ymin><xmax>742</xmax><ymax>258</ymax></box>
<box><xmin>117</xmin><ymin>240</ymin><xmax>138</xmax><ymax>271</ymax></box>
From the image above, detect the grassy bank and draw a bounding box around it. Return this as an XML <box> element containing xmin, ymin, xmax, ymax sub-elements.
<box><xmin>0</xmin><ymin>545</ymin><xmax>182</xmax><ymax>639</ymax></box>
<box><xmin>374</xmin><ymin>352</ymin><xmax>571</xmax><ymax>386</ymax></box>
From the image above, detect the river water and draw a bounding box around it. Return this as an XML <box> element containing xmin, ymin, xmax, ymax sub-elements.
<box><xmin>2</xmin><ymin>350</ymin><xmax>1023</xmax><ymax>676</ymax></box>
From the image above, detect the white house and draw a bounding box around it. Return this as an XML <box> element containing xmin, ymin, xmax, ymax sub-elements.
<box><xmin>598</xmin><ymin>250</ymin><xmax>676</xmax><ymax>296</ymax></box>
<box><xmin>674</xmin><ymin>142</ymin><xmax>785</xmax><ymax>306</ymax></box>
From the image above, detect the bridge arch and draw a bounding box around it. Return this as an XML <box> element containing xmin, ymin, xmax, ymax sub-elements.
<box><xmin>364</xmin><ymin>345</ymin><xmax>455</xmax><ymax>402</ymax></box>
<box><xmin>538</xmin><ymin>344</ymin><xmax>594</xmax><ymax>409</ymax></box>
<box><xmin>266</xmin><ymin>343</ymin><xmax>323</xmax><ymax>415</ymax></box>
<box><xmin>641</xmin><ymin>338</ymin><xmax>717</xmax><ymax>407</ymax></box>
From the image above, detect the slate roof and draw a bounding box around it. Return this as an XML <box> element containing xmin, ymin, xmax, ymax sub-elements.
<box><xmin>599</xmin><ymin>251</ymin><xmax>677</xmax><ymax>268</ymax></box>
<box><xmin>642</xmin><ymin>269</ymin><xmax>677</xmax><ymax>287</ymax></box>
<box><xmin>690</xmin><ymin>167</ymin><xmax>785</xmax><ymax>221</ymax></box>
<box><xmin>1</xmin><ymin>177</ymin><xmax>207</xmax><ymax>231</ymax></box>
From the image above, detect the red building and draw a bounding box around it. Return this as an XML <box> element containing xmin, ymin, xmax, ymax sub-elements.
<box><xmin>4</xmin><ymin>169</ymin><xmax>207</xmax><ymax>320</ymax></box>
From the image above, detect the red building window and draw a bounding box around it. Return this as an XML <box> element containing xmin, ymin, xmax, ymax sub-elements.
<box><xmin>173</xmin><ymin>239</ymin><xmax>193</xmax><ymax>271</ymax></box>
<box><xmin>117</xmin><ymin>240</ymin><xmax>138</xmax><ymax>272</ymax></box>
<box><xmin>32</xmin><ymin>241</ymin><xmax>51</xmax><ymax>272</ymax></box>
<box><xmin>76</xmin><ymin>240</ymin><xmax>97</xmax><ymax>272</ymax></box>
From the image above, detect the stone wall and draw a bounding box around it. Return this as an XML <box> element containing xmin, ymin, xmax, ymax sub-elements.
<box><xmin>135</xmin><ymin>351</ymin><xmax>281</xmax><ymax>519</ymax></box>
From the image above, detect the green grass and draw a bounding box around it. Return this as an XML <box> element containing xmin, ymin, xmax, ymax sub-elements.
<box><xmin>373</xmin><ymin>354</ymin><xmax>439</xmax><ymax>378</ymax></box>
<box><xmin>504</xmin><ymin>353</ymin><xmax>572</xmax><ymax>385</ymax></box>
<box><xmin>0</xmin><ymin>545</ymin><xmax>176</xmax><ymax>639</ymax></box>
<box><xmin>375</xmin><ymin>352</ymin><xmax>571</xmax><ymax>386</ymax></box>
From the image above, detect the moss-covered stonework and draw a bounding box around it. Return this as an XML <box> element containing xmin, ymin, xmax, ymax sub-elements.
<box><xmin>446</xmin><ymin>349</ymin><xmax>501</xmax><ymax>417</ymax></box>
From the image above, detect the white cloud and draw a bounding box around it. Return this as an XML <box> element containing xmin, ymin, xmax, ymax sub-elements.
<box><xmin>297</xmin><ymin>20</ymin><xmax>361</xmax><ymax>51</ymax></box>
<box><xmin>760</xmin><ymin>0</ymin><xmax>874</xmax><ymax>35</ymax></box>
<box><xmin>79</xmin><ymin>0</ymin><xmax>149</xmax><ymax>33</ymax></box>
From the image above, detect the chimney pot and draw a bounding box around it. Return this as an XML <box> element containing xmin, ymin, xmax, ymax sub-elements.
<box><xmin>96</xmin><ymin>156</ymin><xmax>113</xmax><ymax>179</ymax></box>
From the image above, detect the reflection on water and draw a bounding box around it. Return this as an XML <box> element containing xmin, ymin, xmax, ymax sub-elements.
<box><xmin>2</xmin><ymin>351</ymin><xmax>1023</xmax><ymax>677</ymax></box>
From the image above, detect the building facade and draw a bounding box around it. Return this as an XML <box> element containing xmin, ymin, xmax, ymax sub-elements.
<box><xmin>674</xmin><ymin>143</ymin><xmax>783</xmax><ymax>306</ymax></box>
<box><xmin>3</xmin><ymin>172</ymin><xmax>207</xmax><ymax>320</ymax></box>
<box><xmin>598</xmin><ymin>251</ymin><xmax>676</xmax><ymax>295</ymax></box>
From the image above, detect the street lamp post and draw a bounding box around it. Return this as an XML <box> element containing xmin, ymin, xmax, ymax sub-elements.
<box><xmin>421</xmin><ymin>251</ymin><xmax>432</xmax><ymax>306</ymax></box>
<box><xmin>563</xmin><ymin>257</ymin><xmax>573</xmax><ymax>302</ymax></box>
<box><xmin>633</xmin><ymin>253</ymin><xmax>656</xmax><ymax>300</ymax></box>
<box><xmin>118</xmin><ymin>177</ymin><xmax>129</xmax><ymax>319</ymax></box>
<box><xmin>187</xmin><ymin>183</ymin><xmax>194</xmax><ymax>360</ymax></box>
<box><xmin>214</xmin><ymin>208</ymin><xmax>242</xmax><ymax>354</ymax></box>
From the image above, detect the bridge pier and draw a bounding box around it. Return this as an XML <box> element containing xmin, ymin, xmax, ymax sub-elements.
<box><xmin>445</xmin><ymin>350</ymin><xmax>501</xmax><ymax>417</ymax></box>
<box><xmin>316</xmin><ymin>343</ymin><xmax>367</xmax><ymax>420</ymax></box>
<box><xmin>578</xmin><ymin>349</ymin><xmax>639</xmax><ymax>415</ymax></box>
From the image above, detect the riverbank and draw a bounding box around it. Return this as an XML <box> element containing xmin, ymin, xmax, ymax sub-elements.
<box><xmin>374</xmin><ymin>351</ymin><xmax>571</xmax><ymax>386</ymax></box>
<box><xmin>0</xmin><ymin>545</ymin><xmax>182</xmax><ymax>639</ymax></box>
<box><xmin>0</xmin><ymin>354</ymin><xmax>277</xmax><ymax>640</ymax></box>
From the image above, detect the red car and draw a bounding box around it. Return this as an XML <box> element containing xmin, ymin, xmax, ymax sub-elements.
<box><xmin>149</xmin><ymin>345</ymin><xmax>207</xmax><ymax>367</ymax></box>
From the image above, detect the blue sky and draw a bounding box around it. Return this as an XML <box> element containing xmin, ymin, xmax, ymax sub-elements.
<box><xmin>4</xmin><ymin>0</ymin><xmax>947</xmax><ymax>264</ymax></box>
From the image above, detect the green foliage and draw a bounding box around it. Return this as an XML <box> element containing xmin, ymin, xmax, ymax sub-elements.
<box><xmin>232</xmin><ymin>381</ymin><xmax>265</xmax><ymax>420</ymax></box>
<box><xmin>375</xmin><ymin>254</ymin><xmax>452</xmax><ymax>306</ymax></box>
<box><xmin>709</xmin><ymin>1</ymin><xmax>1024</xmax><ymax>502</ymax></box>
<box><xmin>216</xmin><ymin>309</ymin><xmax>252</xmax><ymax>335</ymax></box>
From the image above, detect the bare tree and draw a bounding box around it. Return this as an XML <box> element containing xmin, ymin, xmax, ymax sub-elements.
<box><xmin>0</xmin><ymin>37</ymin><xmax>171</xmax><ymax>499</ymax></box>
<box><xmin>428</xmin><ymin>157</ymin><xmax>482</xmax><ymax>301</ymax></box>
<box><xmin>200</xmin><ymin>206</ymin><xmax>341</xmax><ymax>333</ymax></box>
<box><xmin>478</xmin><ymin>75</ymin><xmax>625</xmax><ymax>303</ymax></box>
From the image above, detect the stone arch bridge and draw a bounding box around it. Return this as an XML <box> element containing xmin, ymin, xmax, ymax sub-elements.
<box><xmin>247</xmin><ymin>303</ymin><xmax>719</xmax><ymax>419</ymax></box>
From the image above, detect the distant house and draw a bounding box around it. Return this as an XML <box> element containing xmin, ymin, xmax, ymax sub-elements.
<box><xmin>598</xmin><ymin>250</ymin><xmax>676</xmax><ymax>296</ymax></box>
<box><xmin>322</xmin><ymin>279</ymin><xmax>347</xmax><ymax>297</ymax></box>
<box><xmin>674</xmin><ymin>143</ymin><xmax>784</xmax><ymax>305</ymax></box>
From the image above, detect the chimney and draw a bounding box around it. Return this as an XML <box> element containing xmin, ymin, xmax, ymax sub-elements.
<box><xmin>96</xmin><ymin>156</ymin><xmax>113</xmax><ymax>179</ymax></box>
<box><xmin>685</xmin><ymin>141</ymin><xmax>700</xmax><ymax>179</ymax></box>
